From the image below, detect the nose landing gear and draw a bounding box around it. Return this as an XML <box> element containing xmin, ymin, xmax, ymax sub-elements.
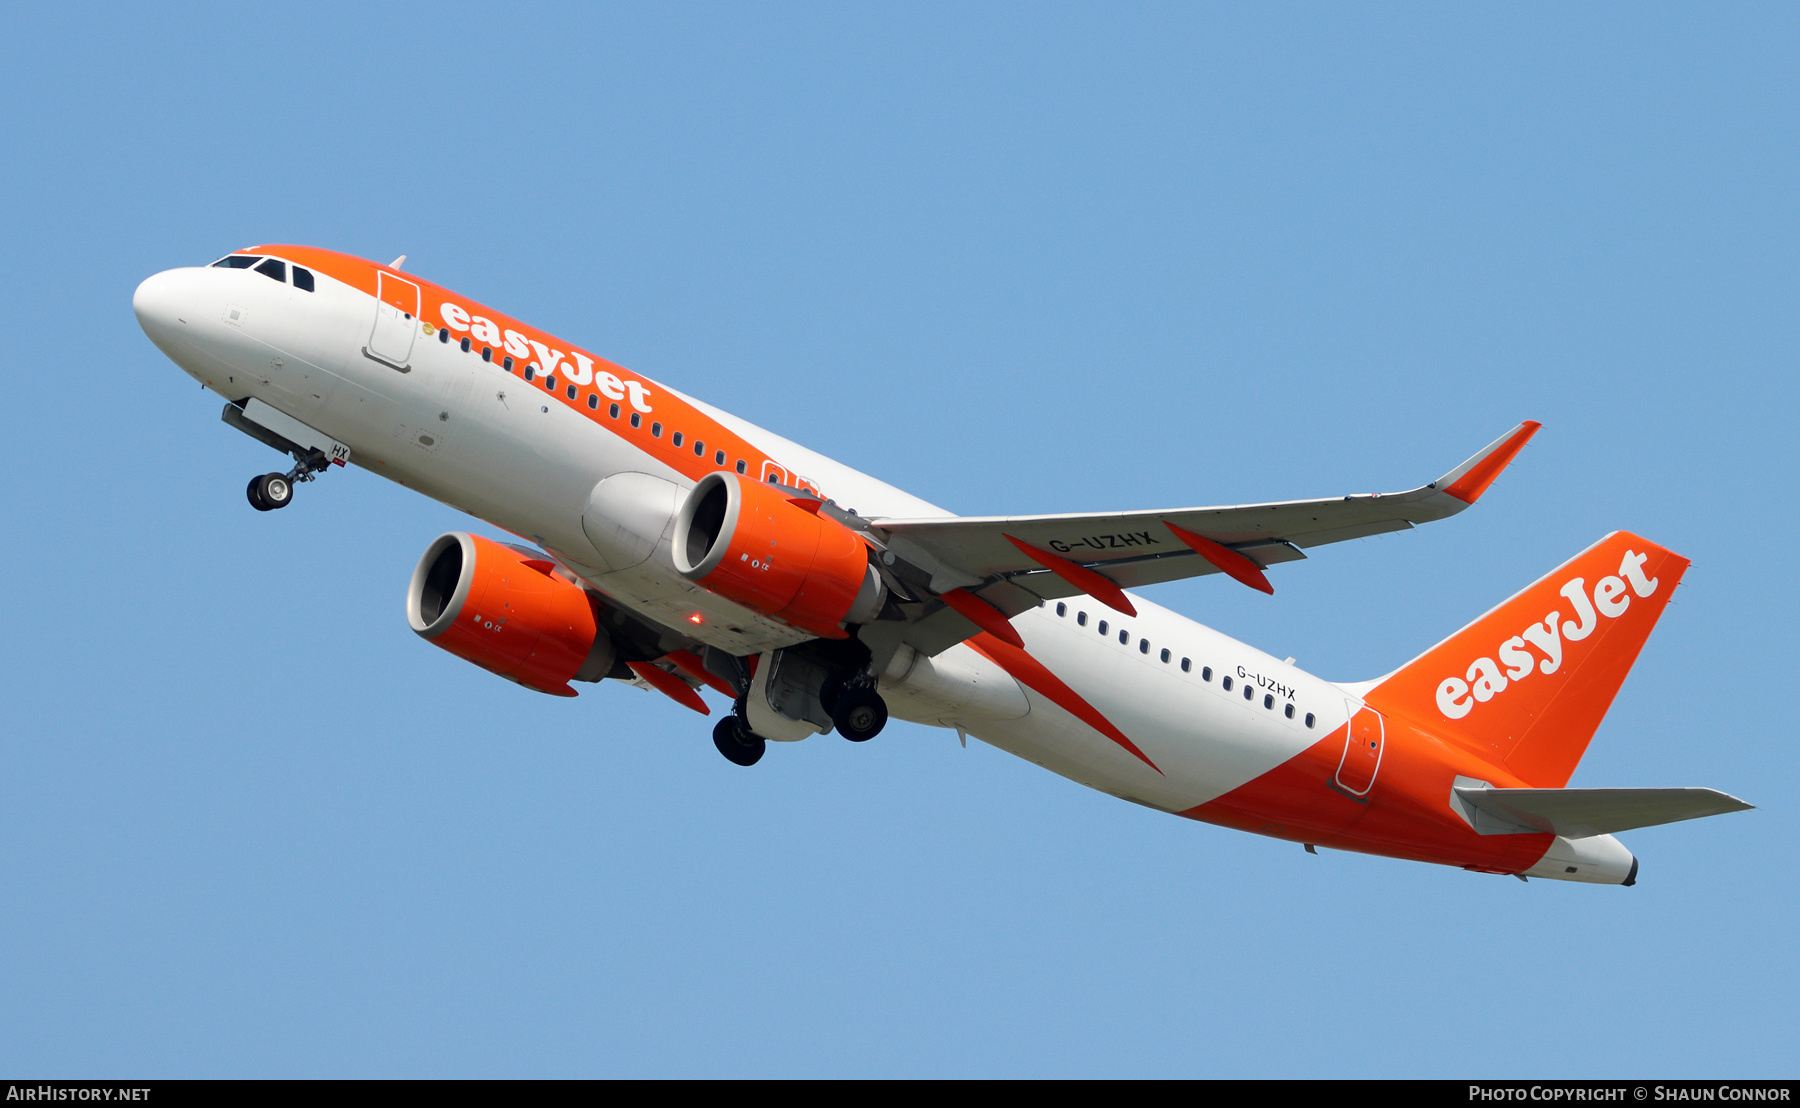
<box><xmin>244</xmin><ymin>451</ymin><xmax>330</xmax><ymax>512</ymax></box>
<box><xmin>222</xmin><ymin>400</ymin><xmax>343</xmax><ymax>514</ymax></box>
<box><xmin>246</xmin><ymin>472</ymin><xmax>293</xmax><ymax>511</ymax></box>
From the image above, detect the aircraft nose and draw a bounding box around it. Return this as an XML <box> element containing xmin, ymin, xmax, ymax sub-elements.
<box><xmin>132</xmin><ymin>268</ymin><xmax>190</xmax><ymax>344</ymax></box>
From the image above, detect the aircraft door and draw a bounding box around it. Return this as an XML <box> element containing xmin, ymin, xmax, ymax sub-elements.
<box><xmin>366</xmin><ymin>272</ymin><xmax>421</xmax><ymax>370</ymax></box>
<box><xmin>1334</xmin><ymin>703</ymin><xmax>1385</xmax><ymax>799</ymax></box>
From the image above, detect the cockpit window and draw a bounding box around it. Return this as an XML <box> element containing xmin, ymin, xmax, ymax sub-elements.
<box><xmin>212</xmin><ymin>255</ymin><xmax>261</xmax><ymax>269</ymax></box>
<box><xmin>253</xmin><ymin>258</ymin><xmax>287</xmax><ymax>283</ymax></box>
<box><xmin>292</xmin><ymin>266</ymin><xmax>315</xmax><ymax>292</ymax></box>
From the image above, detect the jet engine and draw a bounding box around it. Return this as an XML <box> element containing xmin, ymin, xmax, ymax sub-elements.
<box><xmin>671</xmin><ymin>472</ymin><xmax>884</xmax><ymax>640</ymax></box>
<box><xmin>406</xmin><ymin>532</ymin><xmax>615</xmax><ymax>696</ymax></box>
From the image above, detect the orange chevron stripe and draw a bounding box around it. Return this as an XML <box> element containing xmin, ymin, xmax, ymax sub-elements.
<box><xmin>966</xmin><ymin>633</ymin><xmax>1162</xmax><ymax>775</ymax></box>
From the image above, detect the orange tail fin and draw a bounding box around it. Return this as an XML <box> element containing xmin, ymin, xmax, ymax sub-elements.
<box><xmin>1362</xmin><ymin>532</ymin><xmax>1689</xmax><ymax>787</ymax></box>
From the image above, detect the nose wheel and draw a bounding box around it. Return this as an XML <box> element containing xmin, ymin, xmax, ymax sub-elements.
<box><xmin>246</xmin><ymin>472</ymin><xmax>294</xmax><ymax>511</ymax></box>
<box><xmin>245</xmin><ymin>448</ymin><xmax>331</xmax><ymax>512</ymax></box>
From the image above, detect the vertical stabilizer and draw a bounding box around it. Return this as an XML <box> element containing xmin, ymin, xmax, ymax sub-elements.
<box><xmin>1363</xmin><ymin>532</ymin><xmax>1688</xmax><ymax>787</ymax></box>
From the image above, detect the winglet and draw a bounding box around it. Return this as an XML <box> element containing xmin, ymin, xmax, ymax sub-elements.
<box><xmin>625</xmin><ymin>660</ymin><xmax>710</xmax><ymax>715</ymax></box>
<box><xmin>1437</xmin><ymin>420</ymin><xmax>1541</xmax><ymax>505</ymax></box>
<box><xmin>940</xmin><ymin>588</ymin><xmax>1025</xmax><ymax>648</ymax></box>
<box><xmin>1164</xmin><ymin>523</ymin><xmax>1275</xmax><ymax>595</ymax></box>
<box><xmin>1004</xmin><ymin>535</ymin><xmax>1137</xmax><ymax>616</ymax></box>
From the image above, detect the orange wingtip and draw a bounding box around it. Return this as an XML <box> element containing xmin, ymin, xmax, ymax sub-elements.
<box><xmin>1004</xmin><ymin>535</ymin><xmax>1137</xmax><ymax>617</ymax></box>
<box><xmin>940</xmin><ymin>587</ymin><xmax>1025</xmax><ymax>648</ymax></box>
<box><xmin>626</xmin><ymin>660</ymin><xmax>710</xmax><ymax>715</ymax></box>
<box><xmin>1443</xmin><ymin>420</ymin><xmax>1541</xmax><ymax>505</ymax></box>
<box><xmin>1164</xmin><ymin>523</ymin><xmax>1274</xmax><ymax>595</ymax></box>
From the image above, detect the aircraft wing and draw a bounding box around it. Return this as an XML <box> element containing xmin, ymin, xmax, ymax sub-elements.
<box><xmin>866</xmin><ymin>421</ymin><xmax>1540</xmax><ymax>656</ymax></box>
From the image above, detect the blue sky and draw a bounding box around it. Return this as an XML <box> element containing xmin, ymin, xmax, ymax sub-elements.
<box><xmin>0</xmin><ymin>2</ymin><xmax>1794</xmax><ymax>1077</ymax></box>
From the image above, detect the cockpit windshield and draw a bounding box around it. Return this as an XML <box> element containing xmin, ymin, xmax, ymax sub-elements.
<box><xmin>209</xmin><ymin>253</ymin><xmax>314</xmax><ymax>292</ymax></box>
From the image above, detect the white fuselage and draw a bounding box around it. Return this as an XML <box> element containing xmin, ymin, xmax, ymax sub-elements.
<box><xmin>135</xmin><ymin>257</ymin><xmax>1356</xmax><ymax>817</ymax></box>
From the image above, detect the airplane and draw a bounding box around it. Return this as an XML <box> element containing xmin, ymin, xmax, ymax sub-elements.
<box><xmin>132</xmin><ymin>245</ymin><xmax>1751</xmax><ymax>886</ymax></box>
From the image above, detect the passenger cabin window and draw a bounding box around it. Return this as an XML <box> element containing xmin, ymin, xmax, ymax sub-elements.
<box><xmin>694</xmin><ymin>441</ymin><xmax>705</xmax><ymax>456</ymax></box>
<box><xmin>1202</xmin><ymin>666</ymin><xmax>1213</xmax><ymax>682</ymax></box>
<box><xmin>1284</xmin><ymin>704</ymin><xmax>1295</xmax><ymax>719</ymax></box>
<box><xmin>566</xmin><ymin>384</ymin><xmax>577</xmax><ymax>400</ymax></box>
<box><xmin>213</xmin><ymin>255</ymin><xmax>261</xmax><ymax>269</ymax></box>
<box><xmin>610</xmin><ymin>403</ymin><xmax>621</xmax><ymax>418</ymax></box>
<box><xmin>735</xmin><ymin>460</ymin><xmax>747</xmax><ymax>474</ymax></box>
<box><xmin>1056</xmin><ymin>603</ymin><xmax>1066</xmax><ymax>617</ymax></box>
<box><xmin>715</xmin><ymin>450</ymin><xmax>726</xmax><ymax>465</ymax></box>
<box><xmin>1160</xmin><ymin>648</ymin><xmax>1170</xmax><ymax>663</ymax></box>
<box><xmin>461</xmin><ymin>337</ymin><xmax>472</xmax><ymax>353</ymax></box>
<box><xmin>630</xmin><ymin>413</ymin><xmax>642</xmax><ymax>428</ymax></box>
<box><xmin>1222</xmin><ymin>676</ymin><xmax>1233</xmax><ymax>691</ymax></box>
<box><xmin>587</xmin><ymin>394</ymin><xmax>599</xmax><ymax>410</ymax></box>
<box><xmin>1305</xmin><ymin>713</ymin><xmax>1316</xmax><ymax>728</ymax></box>
<box><xmin>253</xmin><ymin>258</ymin><xmax>286</xmax><ymax>283</ymax></box>
<box><xmin>503</xmin><ymin>356</ymin><xmax>514</xmax><ymax>370</ymax></box>
<box><xmin>439</xmin><ymin>328</ymin><xmax>450</xmax><ymax>344</ymax></box>
<box><xmin>1119</xmin><ymin>630</ymin><xmax>1129</xmax><ymax>645</ymax></box>
<box><xmin>482</xmin><ymin>347</ymin><xmax>493</xmax><ymax>362</ymax></box>
<box><xmin>1243</xmin><ymin>685</ymin><xmax>1254</xmax><ymax>701</ymax></box>
<box><xmin>651</xmin><ymin>422</ymin><xmax>663</xmax><ymax>437</ymax></box>
<box><xmin>292</xmin><ymin>266</ymin><xmax>315</xmax><ymax>292</ymax></box>
<box><xmin>672</xmin><ymin>431</ymin><xmax>683</xmax><ymax>447</ymax></box>
<box><xmin>1263</xmin><ymin>694</ymin><xmax>1274</xmax><ymax>709</ymax></box>
<box><xmin>1180</xmin><ymin>658</ymin><xmax>1191</xmax><ymax>672</ymax></box>
<box><xmin>1077</xmin><ymin>612</ymin><xmax>1087</xmax><ymax>627</ymax></box>
<box><xmin>1097</xmin><ymin>619</ymin><xmax>1108</xmax><ymax>636</ymax></box>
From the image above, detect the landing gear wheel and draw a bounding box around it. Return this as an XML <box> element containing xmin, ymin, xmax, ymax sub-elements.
<box><xmin>712</xmin><ymin>715</ymin><xmax>766</xmax><ymax>766</ymax></box>
<box><xmin>246</xmin><ymin>475</ymin><xmax>272</xmax><ymax>511</ymax></box>
<box><xmin>833</xmin><ymin>688</ymin><xmax>888</xmax><ymax>742</ymax></box>
<box><xmin>255</xmin><ymin>473</ymin><xmax>293</xmax><ymax>510</ymax></box>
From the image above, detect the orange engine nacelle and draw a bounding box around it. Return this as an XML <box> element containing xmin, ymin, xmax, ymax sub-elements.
<box><xmin>405</xmin><ymin>532</ymin><xmax>615</xmax><ymax>696</ymax></box>
<box><xmin>671</xmin><ymin>472</ymin><xmax>884</xmax><ymax>639</ymax></box>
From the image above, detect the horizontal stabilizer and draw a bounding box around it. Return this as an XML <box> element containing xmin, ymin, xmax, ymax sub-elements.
<box><xmin>1453</xmin><ymin>785</ymin><xmax>1752</xmax><ymax>838</ymax></box>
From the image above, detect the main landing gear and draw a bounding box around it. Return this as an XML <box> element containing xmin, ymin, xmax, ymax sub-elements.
<box><xmin>710</xmin><ymin>679</ymin><xmax>889</xmax><ymax>765</ymax></box>
<box><xmin>831</xmin><ymin>687</ymin><xmax>888</xmax><ymax>742</ymax></box>
<box><xmin>245</xmin><ymin>452</ymin><xmax>329</xmax><ymax>512</ymax></box>
<box><xmin>712</xmin><ymin>714</ymin><xmax>766</xmax><ymax>767</ymax></box>
<box><xmin>820</xmin><ymin>672</ymin><xmax>889</xmax><ymax>743</ymax></box>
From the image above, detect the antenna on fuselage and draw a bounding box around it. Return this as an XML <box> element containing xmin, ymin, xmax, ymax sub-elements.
<box><xmin>388</xmin><ymin>255</ymin><xmax>407</xmax><ymax>270</ymax></box>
